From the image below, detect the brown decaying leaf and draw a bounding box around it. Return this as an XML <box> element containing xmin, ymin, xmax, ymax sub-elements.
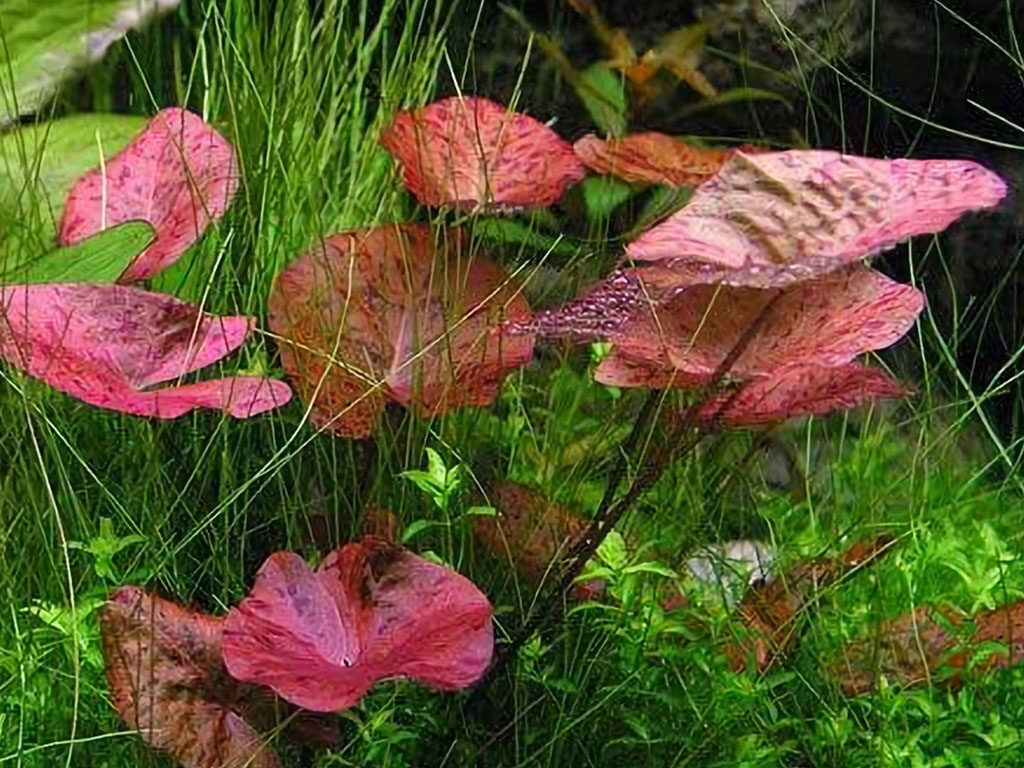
<box><xmin>474</xmin><ymin>481</ymin><xmax>606</xmax><ymax>601</ymax></box>
<box><xmin>838</xmin><ymin>599</ymin><xmax>1024</xmax><ymax>696</ymax></box>
<box><xmin>725</xmin><ymin>535</ymin><xmax>896</xmax><ymax>672</ymax></box>
<box><xmin>100</xmin><ymin>587</ymin><xmax>282</xmax><ymax>768</ymax></box>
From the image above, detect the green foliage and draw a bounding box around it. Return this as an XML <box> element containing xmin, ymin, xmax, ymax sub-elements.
<box><xmin>1</xmin><ymin>221</ymin><xmax>154</xmax><ymax>283</ymax></box>
<box><xmin>0</xmin><ymin>0</ymin><xmax>177</xmax><ymax>121</ymax></box>
<box><xmin>577</xmin><ymin>62</ymin><xmax>628</xmax><ymax>137</ymax></box>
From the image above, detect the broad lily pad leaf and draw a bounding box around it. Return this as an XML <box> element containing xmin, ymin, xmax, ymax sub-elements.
<box><xmin>474</xmin><ymin>481</ymin><xmax>606</xmax><ymax>601</ymax></box>
<box><xmin>626</xmin><ymin>150</ymin><xmax>1008</xmax><ymax>289</ymax></box>
<box><xmin>838</xmin><ymin>599</ymin><xmax>1024</xmax><ymax>696</ymax></box>
<box><xmin>58</xmin><ymin>107</ymin><xmax>238</xmax><ymax>282</ymax></box>
<box><xmin>0</xmin><ymin>283</ymin><xmax>292</xmax><ymax>418</ymax></box>
<box><xmin>0</xmin><ymin>1</ymin><xmax>182</xmax><ymax>122</ymax></box>
<box><xmin>592</xmin><ymin>267</ymin><xmax>923</xmax><ymax>386</ymax></box>
<box><xmin>574</xmin><ymin>132</ymin><xmax>758</xmax><ymax>188</ymax></box>
<box><xmin>0</xmin><ymin>113</ymin><xmax>145</xmax><ymax>248</ymax></box>
<box><xmin>725</xmin><ymin>535</ymin><xmax>895</xmax><ymax>672</ymax></box>
<box><xmin>1</xmin><ymin>220</ymin><xmax>153</xmax><ymax>284</ymax></box>
<box><xmin>267</xmin><ymin>223</ymin><xmax>533</xmax><ymax>439</ymax></box>
<box><xmin>380</xmin><ymin>96</ymin><xmax>585</xmax><ymax>210</ymax></box>
<box><xmin>222</xmin><ymin>537</ymin><xmax>494</xmax><ymax>712</ymax></box>
<box><xmin>698</xmin><ymin>364</ymin><xmax>911</xmax><ymax>429</ymax></box>
<box><xmin>99</xmin><ymin>587</ymin><xmax>281</xmax><ymax>768</ymax></box>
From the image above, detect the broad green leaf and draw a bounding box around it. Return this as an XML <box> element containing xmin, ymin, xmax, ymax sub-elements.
<box><xmin>0</xmin><ymin>113</ymin><xmax>145</xmax><ymax>249</ymax></box>
<box><xmin>0</xmin><ymin>0</ymin><xmax>182</xmax><ymax>122</ymax></box>
<box><xmin>579</xmin><ymin>176</ymin><xmax>635</xmax><ymax>221</ymax></box>
<box><xmin>400</xmin><ymin>519</ymin><xmax>445</xmax><ymax>544</ymax></box>
<box><xmin>2</xmin><ymin>220</ymin><xmax>153</xmax><ymax>284</ymax></box>
<box><xmin>576</xmin><ymin>62</ymin><xmax>628</xmax><ymax>137</ymax></box>
<box><xmin>596</xmin><ymin>530</ymin><xmax>628</xmax><ymax>570</ymax></box>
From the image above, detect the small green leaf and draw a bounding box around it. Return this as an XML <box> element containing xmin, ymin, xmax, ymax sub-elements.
<box><xmin>2</xmin><ymin>221</ymin><xmax>154</xmax><ymax>284</ymax></box>
<box><xmin>596</xmin><ymin>530</ymin><xmax>628</xmax><ymax>570</ymax></box>
<box><xmin>400</xmin><ymin>519</ymin><xmax>444</xmax><ymax>544</ymax></box>
<box><xmin>576</xmin><ymin>62</ymin><xmax>628</xmax><ymax>137</ymax></box>
<box><xmin>425</xmin><ymin>447</ymin><xmax>448</xmax><ymax>486</ymax></box>
<box><xmin>580</xmin><ymin>176</ymin><xmax>635</xmax><ymax>221</ymax></box>
<box><xmin>465</xmin><ymin>505</ymin><xmax>496</xmax><ymax>517</ymax></box>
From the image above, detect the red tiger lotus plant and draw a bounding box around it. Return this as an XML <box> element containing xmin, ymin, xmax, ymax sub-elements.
<box><xmin>574</xmin><ymin>131</ymin><xmax>761</xmax><ymax>188</ymax></box>
<box><xmin>267</xmin><ymin>222</ymin><xmax>533</xmax><ymax>438</ymax></box>
<box><xmin>381</xmin><ymin>96</ymin><xmax>585</xmax><ymax>211</ymax></box>
<box><xmin>222</xmin><ymin>537</ymin><xmax>494</xmax><ymax>712</ymax></box>
<box><xmin>100</xmin><ymin>539</ymin><xmax>494</xmax><ymax>766</ymax></box>
<box><xmin>58</xmin><ymin>107</ymin><xmax>238</xmax><ymax>282</ymax></box>
<box><xmin>0</xmin><ymin>284</ymin><xmax>290</xmax><ymax>418</ymax></box>
<box><xmin>0</xmin><ymin>108</ymin><xmax>292</xmax><ymax>420</ymax></box>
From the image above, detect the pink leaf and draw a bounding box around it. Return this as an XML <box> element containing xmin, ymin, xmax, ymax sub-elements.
<box><xmin>58</xmin><ymin>107</ymin><xmax>238</xmax><ymax>282</ymax></box>
<box><xmin>698</xmin><ymin>364</ymin><xmax>911</xmax><ymax>428</ymax></box>
<box><xmin>574</xmin><ymin>132</ymin><xmax>760</xmax><ymax>187</ymax></box>
<box><xmin>0</xmin><ymin>284</ymin><xmax>292</xmax><ymax>419</ymax></box>
<box><xmin>222</xmin><ymin>538</ymin><xmax>493</xmax><ymax>712</ymax></box>
<box><xmin>380</xmin><ymin>96</ymin><xmax>585</xmax><ymax>210</ymax></box>
<box><xmin>267</xmin><ymin>223</ymin><xmax>533</xmax><ymax>438</ymax></box>
<box><xmin>100</xmin><ymin>587</ymin><xmax>281</xmax><ymax>768</ymax></box>
<box><xmin>593</xmin><ymin>267</ymin><xmax>923</xmax><ymax>386</ymax></box>
<box><xmin>626</xmin><ymin>150</ymin><xmax>1007</xmax><ymax>288</ymax></box>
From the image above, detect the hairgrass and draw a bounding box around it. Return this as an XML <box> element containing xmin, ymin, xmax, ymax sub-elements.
<box><xmin>1</xmin><ymin>1</ymin><xmax>1024</xmax><ymax>767</ymax></box>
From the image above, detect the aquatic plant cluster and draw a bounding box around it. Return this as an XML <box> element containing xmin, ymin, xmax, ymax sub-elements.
<box><xmin>0</xmin><ymin>92</ymin><xmax>1013</xmax><ymax>767</ymax></box>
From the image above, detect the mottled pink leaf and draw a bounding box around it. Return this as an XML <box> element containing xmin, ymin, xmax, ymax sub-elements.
<box><xmin>574</xmin><ymin>132</ymin><xmax>760</xmax><ymax>187</ymax></box>
<box><xmin>58</xmin><ymin>107</ymin><xmax>238</xmax><ymax>282</ymax></box>
<box><xmin>222</xmin><ymin>537</ymin><xmax>494</xmax><ymax>712</ymax></box>
<box><xmin>0</xmin><ymin>283</ymin><xmax>292</xmax><ymax>418</ymax></box>
<box><xmin>267</xmin><ymin>223</ymin><xmax>533</xmax><ymax>438</ymax></box>
<box><xmin>380</xmin><ymin>96</ymin><xmax>585</xmax><ymax>210</ymax></box>
<box><xmin>100</xmin><ymin>587</ymin><xmax>281</xmax><ymax>768</ymax></box>
<box><xmin>592</xmin><ymin>267</ymin><xmax>922</xmax><ymax>386</ymax></box>
<box><xmin>626</xmin><ymin>150</ymin><xmax>1007</xmax><ymax>288</ymax></box>
<box><xmin>698</xmin><ymin>364</ymin><xmax>911</xmax><ymax>428</ymax></box>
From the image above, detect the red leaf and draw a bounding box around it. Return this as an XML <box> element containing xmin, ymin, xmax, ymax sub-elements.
<box><xmin>222</xmin><ymin>538</ymin><xmax>494</xmax><ymax>712</ymax></box>
<box><xmin>473</xmin><ymin>481</ymin><xmax>606</xmax><ymax>601</ymax></box>
<box><xmin>380</xmin><ymin>96</ymin><xmax>585</xmax><ymax>210</ymax></box>
<box><xmin>592</xmin><ymin>267</ymin><xmax>922</xmax><ymax>387</ymax></box>
<box><xmin>100</xmin><ymin>587</ymin><xmax>280</xmax><ymax>768</ymax></box>
<box><xmin>0</xmin><ymin>284</ymin><xmax>292</xmax><ymax>418</ymax></box>
<box><xmin>574</xmin><ymin>132</ymin><xmax>759</xmax><ymax>187</ymax></box>
<box><xmin>267</xmin><ymin>223</ymin><xmax>533</xmax><ymax>438</ymax></box>
<box><xmin>725</xmin><ymin>535</ymin><xmax>895</xmax><ymax>672</ymax></box>
<box><xmin>698</xmin><ymin>364</ymin><xmax>911</xmax><ymax>428</ymax></box>
<box><xmin>58</xmin><ymin>108</ymin><xmax>238</xmax><ymax>282</ymax></box>
<box><xmin>838</xmin><ymin>599</ymin><xmax>1024</xmax><ymax>696</ymax></box>
<box><xmin>626</xmin><ymin>150</ymin><xmax>1007</xmax><ymax>288</ymax></box>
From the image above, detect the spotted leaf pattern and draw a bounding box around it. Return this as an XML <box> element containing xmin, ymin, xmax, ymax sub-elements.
<box><xmin>381</xmin><ymin>96</ymin><xmax>585</xmax><ymax>210</ymax></box>
<box><xmin>58</xmin><ymin>107</ymin><xmax>237</xmax><ymax>282</ymax></box>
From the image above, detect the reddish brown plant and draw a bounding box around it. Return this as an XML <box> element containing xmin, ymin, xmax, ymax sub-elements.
<box><xmin>725</xmin><ymin>535</ymin><xmax>896</xmax><ymax>672</ymax></box>
<box><xmin>473</xmin><ymin>481</ymin><xmax>606</xmax><ymax>601</ymax></box>
<box><xmin>267</xmin><ymin>223</ymin><xmax>533</xmax><ymax>438</ymax></box>
<box><xmin>381</xmin><ymin>96</ymin><xmax>585</xmax><ymax>210</ymax></box>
